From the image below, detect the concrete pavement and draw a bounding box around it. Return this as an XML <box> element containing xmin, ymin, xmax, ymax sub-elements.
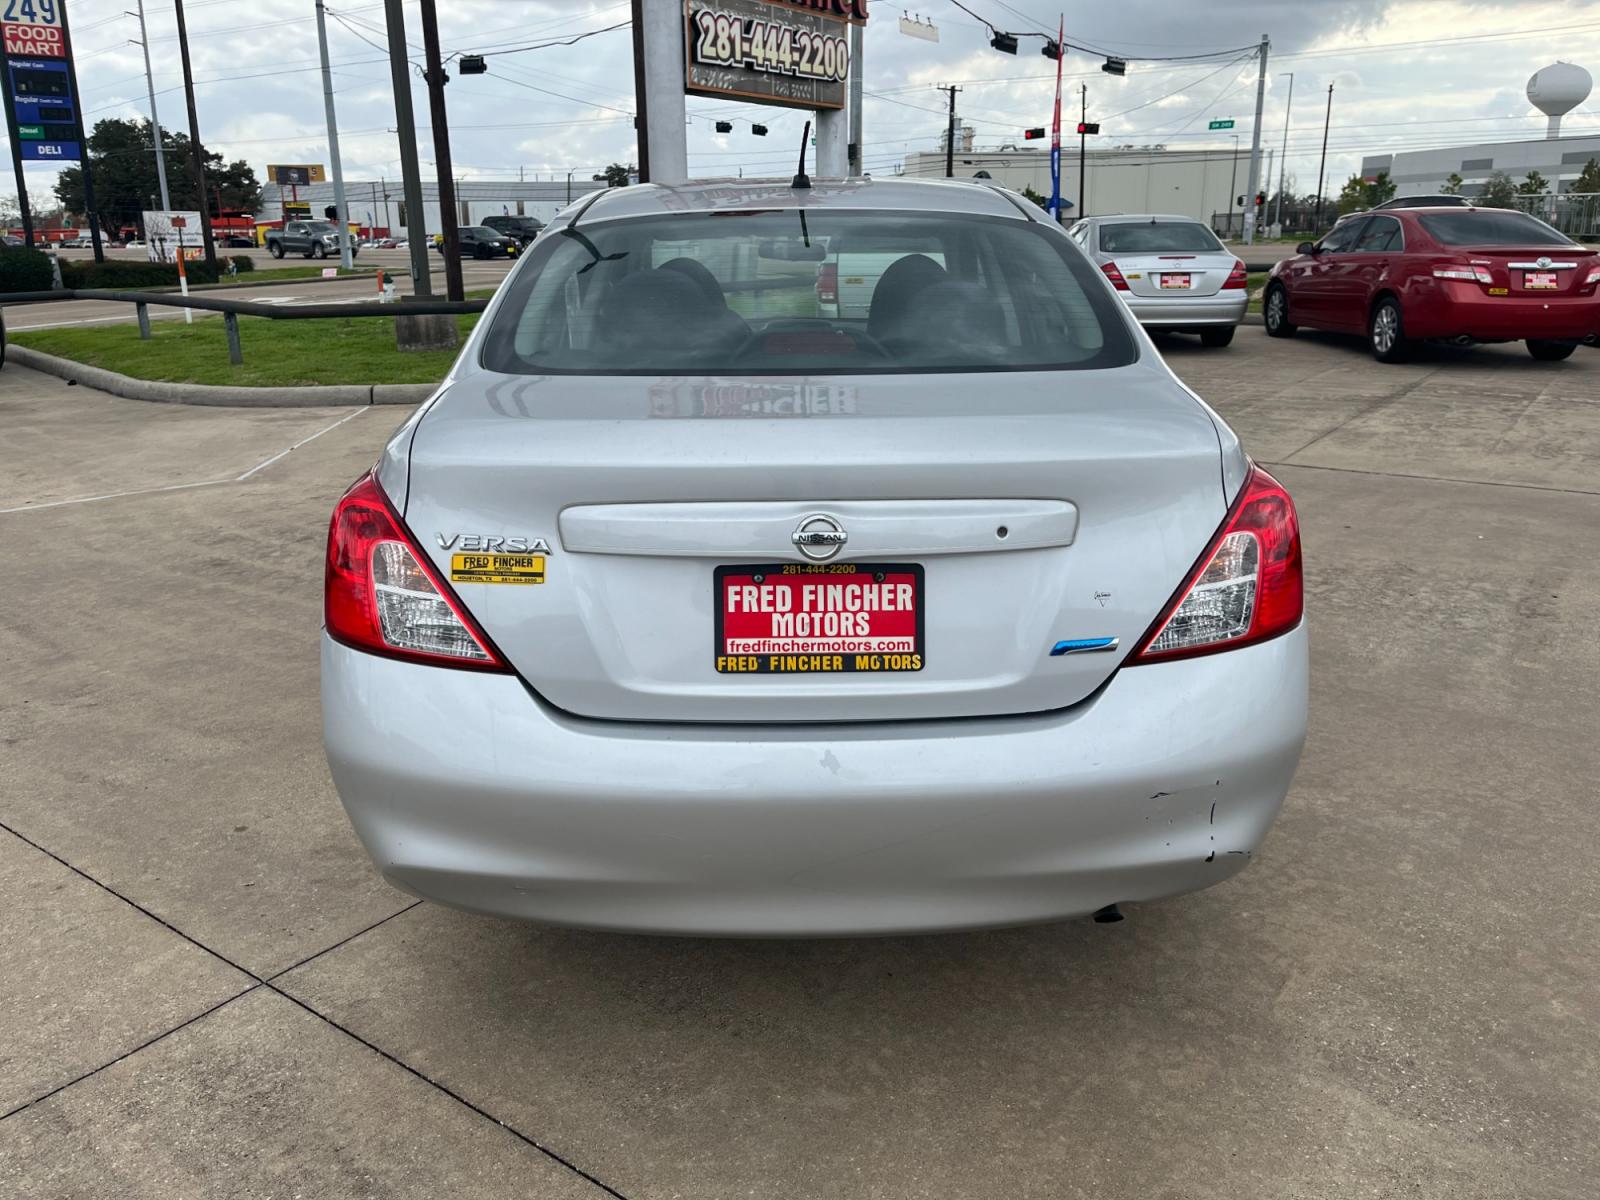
<box><xmin>1</xmin><ymin>329</ymin><xmax>1597</xmax><ymax>1198</ymax></box>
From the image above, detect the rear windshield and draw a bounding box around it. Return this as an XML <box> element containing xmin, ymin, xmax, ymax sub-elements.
<box><xmin>480</xmin><ymin>210</ymin><xmax>1137</xmax><ymax>376</ymax></box>
<box><xmin>1418</xmin><ymin>211</ymin><xmax>1575</xmax><ymax>247</ymax></box>
<box><xmin>1098</xmin><ymin>221</ymin><xmax>1222</xmax><ymax>253</ymax></box>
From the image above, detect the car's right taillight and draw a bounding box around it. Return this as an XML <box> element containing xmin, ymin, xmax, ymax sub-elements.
<box><xmin>325</xmin><ymin>472</ymin><xmax>510</xmax><ymax>671</ymax></box>
<box><xmin>1584</xmin><ymin>264</ymin><xmax>1600</xmax><ymax>288</ymax></box>
<box><xmin>1131</xmin><ymin>465</ymin><xmax>1302</xmax><ymax>663</ymax></box>
<box><xmin>1101</xmin><ymin>261</ymin><xmax>1130</xmax><ymax>291</ymax></box>
<box><xmin>816</xmin><ymin>262</ymin><xmax>838</xmax><ymax>303</ymax></box>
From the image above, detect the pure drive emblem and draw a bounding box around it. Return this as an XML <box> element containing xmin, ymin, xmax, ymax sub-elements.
<box><xmin>791</xmin><ymin>514</ymin><xmax>848</xmax><ymax>561</ymax></box>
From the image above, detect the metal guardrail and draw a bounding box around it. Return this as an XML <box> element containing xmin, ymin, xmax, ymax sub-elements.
<box><xmin>0</xmin><ymin>288</ymin><xmax>488</xmax><ymax>366</ymax></box>
<box><xmin>1510</xmin><ymin>192</ymin><xmax>1600</xmax><ymax>240</ymax></box>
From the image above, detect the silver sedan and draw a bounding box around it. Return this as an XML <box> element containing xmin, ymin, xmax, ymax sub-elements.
<box><xmin>1067</xmin><ymin>214</ymin><xmax>1250</xmax><ymax>346</ymax></box>
<box><xmin>322</xmin><ymin>178</ymin><xmax>1306</xmax><ymax>936</ymax></box>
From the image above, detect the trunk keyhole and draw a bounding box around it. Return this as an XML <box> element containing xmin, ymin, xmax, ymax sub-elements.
<box><xmin>996</xmin><ymin>526</ymin><xmax>1009</xmax><ymax>539</ymax></box>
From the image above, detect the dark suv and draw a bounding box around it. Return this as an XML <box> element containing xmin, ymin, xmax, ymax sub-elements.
<box><xmin>480</xmin><ymin>214</ymin><xmax>544</xmax><ymax>246</ymax></box>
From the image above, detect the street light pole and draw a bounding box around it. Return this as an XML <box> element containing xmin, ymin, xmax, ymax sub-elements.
<box><xmin>1079</xmin><ymin>84</ymin><xmax>1087</xmax><ymax>217</ymax></box>
<box><xmin>1273</xmin><ymin>72</ymin><xmax>1294</xmax><ymax>230</ymax></box>
<box><xmin>1243</xmin><ymin>33</ymin><xmax>1269</xmax><ymax>246</ymax></box>
<box><xmin>133</xmin><ymin>0</ymin><xmax>171</xmax><ymax>211</ymax></box>
<box><xmin>1228</xmin><ymin>134</ymin><xmax>1240</xmax><ymax>239</ymax></box>
<box><xmin>315</xmin><ymin>0</ymin><xmax>354</xmax><ymax>270</ymax></box>
<box><xmin>1313</xmin><ymin>83</ymin><xmax>1334</xmax><ymax>232</ymax></box>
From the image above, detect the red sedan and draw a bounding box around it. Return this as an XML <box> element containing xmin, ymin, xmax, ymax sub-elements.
<box><xmin>1264</xmin><ymin>206</ymin><xmax>1600</xmax><ymax>362</ymax></box>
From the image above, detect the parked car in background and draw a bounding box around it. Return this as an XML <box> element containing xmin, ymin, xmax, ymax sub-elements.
<box><xmin>265</xmin><ymin>220</ymin><xmax>357</xmax><ymax>260</ymax></box>
<box><xmin>60</xmin><ymin>235</ymin><xmax>94</xmax><ymax>248</ymax></box>
<box><xmin>481</xmin><ymin>214</ymin><xmax>544</xmax><ymax>246</ymax></box>
<box><xmin>223</xmin><ymin>234</ymin><xmax>256</xmax><ymax>248</ymax></box>
<box><xmin>1067</xmin><ymin>214</ymin><xmax>1249</xmax><ymax>347</ymax></box>
<box><xmin>321</xmin><ymin>177</ymin><xmax>1308</xmax><ymax>936</ymax></box>
<box><xmin>436</xmin><ymin>225</ymin><xmax>519</xmax><ymax>258</ymax></box>
<box><xmin>1374</xmin><ymin>195</ymin><xmax>1474</xmax><ymax>210</ymax></box>
<box><xmin>0</xmin><ymin>234</ymin><xmax>24</xmax><ymax>248</ymax></box>
<box><xmin>1264</xmin><ymin>206</ymin><xmax>1599</xmax><ymax>362</ymax></box>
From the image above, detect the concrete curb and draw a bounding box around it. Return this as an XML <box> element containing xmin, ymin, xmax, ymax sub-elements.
<box><xmin>7</xmin><ymin>345</ymin><xmax>437</xmax><ymax>407</ymax></box>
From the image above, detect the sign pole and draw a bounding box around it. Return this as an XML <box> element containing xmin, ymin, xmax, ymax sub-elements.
<box><xmin>172</xmin><ymin>0</ymin><xmax>217</xmax><ymax>271</ymax></box>
<box><xmin>1048</xmin><ymin>16</ymin><xmax>1063</xmax><ymax>222</ymax></box>
<box><xmin>0</xmin><ymin>65</ymin><xmax>34</xmax><ymax>247</ymax></box>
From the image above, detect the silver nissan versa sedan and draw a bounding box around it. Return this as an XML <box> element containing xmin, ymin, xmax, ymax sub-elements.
<box><xmin>322</xmin><ymin>177</ymin><xmax>1307</xmax><ymax>936</ymax></box>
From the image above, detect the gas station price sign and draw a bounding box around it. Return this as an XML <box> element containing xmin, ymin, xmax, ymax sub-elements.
<box><xmin>685</xmin><ymin>0</ymin><xmax>851</xmax><ymax>110</ymax></box>
<box><xmin>3</xmin><ymin>0</ymin><xmax>81</xmax><ymax>161</ymax></box>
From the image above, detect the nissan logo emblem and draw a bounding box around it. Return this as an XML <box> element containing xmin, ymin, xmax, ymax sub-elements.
<box><xmin>791</xmin><ymin>514</ymin><xmax>848</xmax><ymax>561</ymax></box>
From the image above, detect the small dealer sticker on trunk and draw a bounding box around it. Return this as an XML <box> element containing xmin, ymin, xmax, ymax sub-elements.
<box><xmin>451</xmin><ymin>553</ymin><xmax>545</xmax><ymax>585</ymax></box>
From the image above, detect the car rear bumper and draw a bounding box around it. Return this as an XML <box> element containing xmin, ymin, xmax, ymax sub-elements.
<box><xmin>1124</xmin><ymin>292</ymin><xmax>1249</xmax><ymax>328</ymax></box>
<box><xmin>322</xmin><ymin>624</ymin><xmax>1307</xmax><ymax>936</ymax></box>
<box><xmin>1411</xmin><ymin>286</ymin><xmax>1600</xmax><ymax>340</ymax></box>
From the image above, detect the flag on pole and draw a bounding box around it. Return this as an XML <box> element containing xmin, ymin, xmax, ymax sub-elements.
<box><xmin>1049</xmin><ymin>17</ymin><xmax>1064</xmax><ymax>221</ymax></box>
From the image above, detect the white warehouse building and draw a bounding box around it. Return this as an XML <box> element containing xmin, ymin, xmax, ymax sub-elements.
<box><xmin>1360</xmin><ymin>134</ymin><xmax>1600</xmax><ymax>199</ymax></box>
<box><xmin>899</xmin><ymin>144</ymin><xmax>1250</xmax><ymax>226</ymax></box>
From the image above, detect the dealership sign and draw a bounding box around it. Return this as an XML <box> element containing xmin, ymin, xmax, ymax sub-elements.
<box><xmin>3</xmin><ymin>0</ymin><xmax>81</xmax><ymax>161</ymax></box>
<box><xmin>685</xmin><ymin>0</ymin><xmax>853</xmax><ymax>110</ymax></box>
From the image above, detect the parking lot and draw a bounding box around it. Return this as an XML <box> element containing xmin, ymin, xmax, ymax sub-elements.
<box><xmin>1</xmin><ymin>327</ymin><xmax>1596</xmax><ymax>1198</ymax></box>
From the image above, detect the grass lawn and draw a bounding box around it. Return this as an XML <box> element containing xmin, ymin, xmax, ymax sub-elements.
<box><xmin>211</xmin><ymin>265</ymin><xmax>377</xmax><ymax>286</ymax></box>
<box><xmin>1247</xmin><ymin>272</ymin><xmax>1268</xmax><ymax>315</ymax></box>
<box><xmin>12</xmin><ymin>310</ymin><xmax>480</xmax><ymax>387</ymax></box>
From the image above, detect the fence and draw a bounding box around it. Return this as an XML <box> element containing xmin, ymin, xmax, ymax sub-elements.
<box><xmin>0</xmin><ymin>289</ymin><xmax>487</xmax><ymax>366</ymax></box>
<box><xmin>1211</xmin><ymin>207</ymin><xmax>1338</xmax><ymax>240</ymax></box>
<box><xmin>1509</xmin><ymin>192</ymin><xmax>1600</xmax><ymax>240</ymax></box>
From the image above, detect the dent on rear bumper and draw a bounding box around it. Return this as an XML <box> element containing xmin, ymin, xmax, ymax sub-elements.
<box><xmin>321</xmin><ymin>625</ymin><xmax>1308</xmax><ymax>935</ymax></box>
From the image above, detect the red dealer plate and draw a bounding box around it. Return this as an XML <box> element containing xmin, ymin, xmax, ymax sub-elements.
<box><xmin>714</xmin><ymin>563</ymin><xmax>925</xmax><ymax>674</ymax></box>
<box><xmin>1523</xmin><ymin>271</ymin><xmax>1559</xmax><ymax>289</ymax></box>
<box><xmin>1159</xmin><ymin>273</ymin><xmax>1192</xmax><ymax>289</ymax></box>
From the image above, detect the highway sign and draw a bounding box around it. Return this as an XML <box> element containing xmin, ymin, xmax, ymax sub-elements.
<box><xmin>1208</xmin><ymin>119</ymin><xmax>1235</xmax><ymax>130</ymax></box>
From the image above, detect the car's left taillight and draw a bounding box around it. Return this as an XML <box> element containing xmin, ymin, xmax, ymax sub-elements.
<box><xmin>1221</xmin><ymin>259</ymin><xmax>1249</xmax><ymax>289</ymax></box>
<box><xmin>324</xmin><ymin>472</ymin><xmax>510</xmax><ymax>671</ymax></box>
<box><xmin>1131</xmin><ymin>465</ymin><xmax>1302</xmax><ymax>663</ymax></box>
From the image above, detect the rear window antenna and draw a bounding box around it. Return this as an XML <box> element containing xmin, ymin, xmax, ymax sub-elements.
<box><xmin>792</xmin><ymin>120</ymin><xmax>812</xmax><ymax>189</ymax></box>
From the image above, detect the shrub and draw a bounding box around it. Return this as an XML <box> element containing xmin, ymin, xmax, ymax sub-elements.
<box><xmin>228</xmin><ymin>254</ymin><xmax>255</xmax><ymax>273</ymax></box>
<box><xmin>0</xmin><ymin>247</ymin><xmax>57</xmax><ymax>293</ymax></box>
<box><xmin>60</xmin><ymin>258</ymin><xmax>222</xmax><ymax>289</ymax></box>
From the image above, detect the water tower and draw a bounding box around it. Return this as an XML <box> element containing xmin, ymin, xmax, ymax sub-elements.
<box><xmin>1527</xmin><ymin>62</ymin><xmax>1592</xmax><ymax>139</ymax></box>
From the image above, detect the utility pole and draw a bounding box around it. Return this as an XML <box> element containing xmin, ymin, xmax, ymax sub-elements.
<box><xmin>420</xmin><ymin>0</ymin><xmax>463</xmax><ymax>299</ymax></box>
<box><xmin>848</xmin><ymin>21</ymin><xmax>864</xmax><ymax>175</ymax></box>
<box><xmin>940</xmin><ymin>85</ymin><xmax>961</xmax><ymax>178</ymax></box>
<box><xmin>133</xmin><ymin>0</ymin><xmax>171</xmax><ymax>211</ymax></box>
<box><xmin>629</xmin><ymin>0</ymin><xmax>650</xmax><ymax>181</ymax></box>
<box><xmin>1079</xmin><ymin>84</ymin><xmax>1088</xmax><ymax>217</ymax></box>
<box><xmin>173</xmin><ymin>0</ymin><xmax>216</xmax><ymax>270</ymax></box>
<box><xmin>384</xmin><ymin>0</ymin><xmax>432</xmax><ymax>295</ymax></box>
<box><xmin>1243</xmin><ymin>33</ymin><xmax>1269</xmax><ymax>246</ymax></box>
<box><xmin>315</xmin><ymin>0</ymin><xmax>354</xmax><ymax>269</ymax></box>
<box><xmin>1228</xmin><ymin>133</ymin><xmax>1240</xmax><ymax>239</ymax></box>
<box><xmin>1313</xmin><ymin>83</ymin><xmax>1334</xmax><ymax>232</ymax></box>
<box><xmin>1273</xmin><ymin>72</ymin><xmax>1294</xmax><ymax>230</ymax></box>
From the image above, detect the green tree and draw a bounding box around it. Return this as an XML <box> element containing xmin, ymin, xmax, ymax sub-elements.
<box><xmin>1478</xmin><ymin>171</ymin><xmax>1518</xmax><ymax>208</ymax></box>
<box><xmin>1518</xmin><ymin>170</ymin><xmax>1550</xmax><ymax>196</ymax></box>
<box><xmin>54</xmin><ymin>118</ymin><xmax>261</xmax><ymax>237</ymax></box>
<box><xmin>1336</xmin><ymin>171</ymin><xmax>1397</xmax><ymax>213</ymax></box>
<box><xmin>1019</xmin><ymin>184</ymin><xmax>1049</xmax><ymax>210</ymax></box>
<box><xmin>1440</xmin><ymin>172</ymin><xmax>1463</xmax><ymax>195</ymax></box>
<box><xmin>592</xmin><ymin>163</ymin><xmax>635</xmax><ymax>188</ymax></box>
<box><xmin>1574</xmin><ymin>158</ymin><xmax>1600</xmax><ymax>193</ymax></box>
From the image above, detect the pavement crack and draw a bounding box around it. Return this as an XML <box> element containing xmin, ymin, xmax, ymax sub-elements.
<box><xmin>0</xmin><ymin>985</ymin><xmax>262</xmax><ymax>1122</ymax></box>
<box><xmin>264</xmin><ymin>984</ymin><xmax>637</xmax><ymax>1200</ymax></box>
<box><xmin>264</xmin><ymin>901</ymin><xmax>423</xmax><ymax>983</ymax></box>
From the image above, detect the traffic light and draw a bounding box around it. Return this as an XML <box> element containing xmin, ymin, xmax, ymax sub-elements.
<box><xmin>1024</xmin><ymin>127</ymin><xmax>1046</xmax><ymax>140</ymax></box>
<box><xmin>989</xmin><ymin>32</ymin><xmax>1019</xmax><ymax>54</ymax></box>
<box><xmin>1255</xmin><ymin>192</ymin><xmax>1266</xmax><ymax>208</ymax></box>
<box><xmin>715</xmin><ymin>121</ymin><xmax>733</xmax><ymax>133</ymax></box>
<box><xmin>1101</xmin><ymin>57</ymin><xmax>1127</xmax><ymax>76</ymax></box>
<box><xmin>458</xmin><ymin>55</ymin><xmax>487</xmax><ymax>75</ymax></box>
<box><xmin>752</xmin><ymin>124</ymin><xmax>768</xmax><ymax>136</ymax></box>
<box><xmin>1041</xmin><ymin>40</ymin><xmax>1062</xmax><ymax>61</ymax></box>
<box><xmin>1076</xmin><ymin>122</ymin><xmax>1100</xmax><ymax>135</ymax></box>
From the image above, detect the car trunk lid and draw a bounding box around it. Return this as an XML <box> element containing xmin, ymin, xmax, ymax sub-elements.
<box><xmin>402</xmin><ymin>367</ymin><xmax>1229</xmax><ymax>723</ymax></box>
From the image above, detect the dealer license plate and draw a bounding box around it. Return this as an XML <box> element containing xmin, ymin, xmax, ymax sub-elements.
<box><xmin>1524</xmin><ymin>271</ymin><xmax>1559</xmax><ymax>289</ymax></box>
<box><xmin>1159</xmin><ymin>273</ymin><xmax>1192</xmax><ymax>289</ymax></box>
<box><xmin>714</xmin><ymin>563</ymin><xmax>924</xmax><ymax>674</ymax></box>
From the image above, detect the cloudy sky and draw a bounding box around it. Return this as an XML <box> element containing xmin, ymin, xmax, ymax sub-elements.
<box><xmin>24</xmin><ymin>0</ymin><xmax>1600</xmax><ymax>205</ymax></box>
